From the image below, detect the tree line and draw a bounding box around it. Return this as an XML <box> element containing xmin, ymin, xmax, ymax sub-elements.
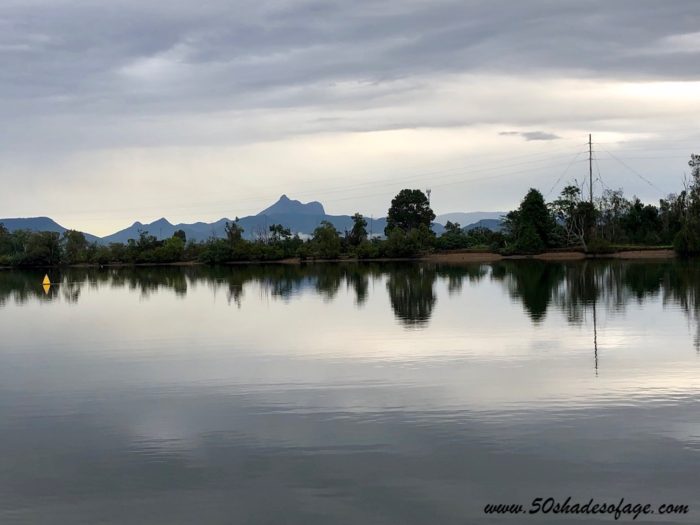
<box><xmin>1</xmin><ymin>154</ymin><xmax>699</xmax><ymax>267</ymax></box>
<box><xmin>501</xmin><ymin>153</ymin><xmax>700</xmax><ymax>254</ymax></box>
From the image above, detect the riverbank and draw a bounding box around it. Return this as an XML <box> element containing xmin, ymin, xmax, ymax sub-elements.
<box><xmin>0</xmin><ymin>248</ymin><xmax>677</xmax><ymax>270</ymax></box>
<box><xmin>424</xmin><ymin>248</ymin><xmax>676</xmax><ymax>263</ymax></box>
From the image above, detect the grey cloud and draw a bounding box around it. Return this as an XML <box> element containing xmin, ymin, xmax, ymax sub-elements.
<box><xmin>2</xmin><ymin>0</ymin><xmax>699</xmax><ymax>118</ymax></box>
<box><xmin>0</xmin><ymin>0</ymin><xmax>699</xmax><ymax>221</ymax></box>
<box><xmin>499</xmin><ymin>131</ymin><xmax>562</xmax><ymax>141</ymax></box>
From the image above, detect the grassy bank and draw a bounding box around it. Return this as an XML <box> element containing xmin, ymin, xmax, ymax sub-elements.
<box><xmin>0</xmin><ymin>247</ymin><xmax>678</xmax><ymax>270</ymax></box>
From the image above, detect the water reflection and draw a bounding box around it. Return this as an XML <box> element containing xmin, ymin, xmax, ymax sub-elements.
<box><xmin>386</xmin><ymin>265</ymin><xmax>436</xmax><ymax>327</ymax></box>
<box><xmin>3</xmin><ymin>260</ymin><xmax>700</xmax><ymax>524</ymax></box>
<box><xmin>2</xmin><ymin>260</ymin><xmax>699</xmax><ymax>337</ymax></box>
<box><xmin>490</xmin><ymin>261</ymin><xmax>565</xmax><ymax>322</ymax></box>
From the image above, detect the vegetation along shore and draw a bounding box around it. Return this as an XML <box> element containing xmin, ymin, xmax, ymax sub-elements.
<box><xmin>2</xmin><ymin>154</ymin><xmax>699</xmax><ymax>268</ymax></box>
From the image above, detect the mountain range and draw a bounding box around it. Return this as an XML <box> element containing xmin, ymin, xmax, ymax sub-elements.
<box><xmin>0</xmin><ymin>217</ymin><xmax>102</xmax><ymax>243</ymax></box>
<box><xmin>435</xmin><ymin>211</ymin><xmax>506</xmax><ymax>226</ymax></box>
<box><xmin>1</xmin><ymin>195</ymin><xmax>505</xmax><ymax>243</ymax></box>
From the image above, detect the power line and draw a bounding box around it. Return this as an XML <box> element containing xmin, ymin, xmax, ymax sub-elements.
<box><xmin>598</xmin><ymin>146</ymin><xmax>667</xmax><ymax>196</ymax></box>
<box><xmin>327</xmin><ymin>158</ymin><xmax>589</xmax><ymax>201</ymax></box>
<box><xmin>44</xmin><ymin>147</ymin><xmax>588</xmax><ymax>218</ymax></box>
<box><xmin>594</xmin><ymin>156</ymin><xmax>610</xmax><ymax>193</ymax></box>
<box><xmin>44</xmin><ymin>136</ymin><xmax>690</xmax><ymax>222</ymax></box>
<box><xmin>275</xmin><ymin>139</ymin><xmax>587</xmax><ymax>198</ymax></box>
<box><xmin>278</xmin><ymin>149</ymin><xmax>587</xmax><ymax>201</ymax></box>
<box><xmin>546</xmin><ymin>151</ymin><xmax>585</xmax><ymax>197</ymax></box>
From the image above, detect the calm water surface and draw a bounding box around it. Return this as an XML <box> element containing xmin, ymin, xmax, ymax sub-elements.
<box><xmin>1</xmin><ymin>261</ymin><xmax>699</xmax><ymax>524</ymax></box>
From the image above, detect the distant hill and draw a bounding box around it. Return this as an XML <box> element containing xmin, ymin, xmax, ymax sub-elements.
<box><xmin>0</xmin><ymin>217</ymin><xmax>100</xmax><ymax>243</ymax></box>
<box><xmin>3</xmin><ymin>196</ymin><xmax>466</xmax><ymax>244</ymax></box>
<box><xmin>99</xmin><ymin>217</ymin><xmax>226</xmax><ymax>244</ymax></box>
<box><xmin>464</xmin><ymin>218</ymin><xmax>504</xmax><ymax>232</ymax></box>
<box><xmin>257</xmin><ymin>194</ymin><xmax>325</xmax><ymax>216</ymax></box>
<box><xmin>436</xmin><ymin>211</ymin><xmax>505</xmax><ymax>226</ymax></box>
<box><xmin>100</xmin><ymin>196</ymin><xmax>444</xmax><ymax>243</ymax></box>
<box><xmin>239</xmin><ymin>213</ymin><xmax>391</xmax><ymax>239</ymax></box>
<box><xmin>246</xmin><ymin>195</ymin><xmax>446</xmax><ymax>237</ymax></box>
<box><xmin>248</xmin><ymin>195</ymin><xmax>392</xmax><ymax>239</ymax></box>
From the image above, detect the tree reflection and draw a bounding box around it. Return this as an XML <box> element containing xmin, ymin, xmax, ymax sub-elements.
<box><xmin>491</xmin><ymin>261</ymin><xmax>565</xmax><ymax>323</ymax></box>
<box><xmin>385</xmin><ymin>264</ymin><xmax>437</xmax><ymax>327</ymax></box>
<box><xmin>1</xmin><ymin>259</ymin><xmax>699</xmax><ymax>346</ymax></box>
<box><xmin>345</xmin><ymin>265</ymin><xmax>371</xmax><ymax>306</ymax></box>
<box><xmin>435</xmin><ymin>264</ymin><xmax>488</xmax><ymax>294</ymax></box>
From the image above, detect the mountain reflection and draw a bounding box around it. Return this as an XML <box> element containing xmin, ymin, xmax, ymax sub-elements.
<box><xmin>1</xmin><ymin>260</ymin><xmax>699</xmax><ymax>340</ymax></box>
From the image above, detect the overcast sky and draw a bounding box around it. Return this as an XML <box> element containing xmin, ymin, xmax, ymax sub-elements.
<box><xmin>2</xmin><ymin>0</ymin><xmax>699</xmax><ymax>235</ymax></box>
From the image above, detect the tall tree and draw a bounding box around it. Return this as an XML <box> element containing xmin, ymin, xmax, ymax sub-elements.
<box><xmin>385</xmin><ymin>189</ymin><xmax>435</xmax><ymax>235</ymax></box>
<box><xmin>506</xmin><ymin>188</ymin><xmax>557</xmax><ymax>253</ymax></box>
<box><xmin>312</xmin><ymin>221</ymin><xmax>341</xmax><ymax>259</ymax></box>
<box><xmin>172</xmin><ymin>229</ymin><xmax>187</xmax><ymax>243</ymax></box>
<box><xmin>551</xmin><ymin>185</ymin><xmax>596</xmax><ymax>250</ymax></box>
<box><xmin>0</xmin><ymin>223</ymin><xmax>10</xmax><ymax>258</ymax></box>
<box><xmin>347</xmin><ymin>213</ymin><xmax>368</xmax><ymax>246</ymax></box>
<box><xmin>224</xmin><ymin>219</ymin><xmax>244</xmax><ymax>244</ymax></box>
<box><xmin>675</xmin><ymin>154</ymin><xmax>700</xmax><ymax>254</ymax></box>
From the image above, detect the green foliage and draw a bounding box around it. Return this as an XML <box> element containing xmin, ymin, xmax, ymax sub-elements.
<box><xmin>514</xmin><ymin>223</ymin><xmax>544</xmax><ymax>254</ymax></box>
<box><xmin>154</xmin><ymin>237</ymin><xmax>185</xmax><ymax>262</ymax></box>
<box><xmin>198</xmin><ymin>239</ymin><xmax>232</xmax><ymax>264</ymax></box>
<box><xmin>355</xmin><ymin>239</ymin><xmax>380</xmax><ymax>259</ymax></box>
<box><xmin>586</xmin><ymin>238</ymin><xmax>615</xmax><ymax>255</ymax></box>
<box><xmin>385</xmin><ymin>189</ymin><xmax>435</xmax><ymax>235</ymax></box>
<box><xmin>268</xmin><ymin>224</ymin><xmax>291</xmax><ymax>242</ymax></box>
<box><xmin>659</xmin><ymin>192</ymin><xmax>686</xmax><ymax>244</ymax></box>
<box><xmin>93</xmin><ymin>245</ymin><xmax>113</xmax><ymax>265</ymax></box>
<box><xmin>4</xmin><ymin>158</ymin><xmax>699</xmax><ymax>266</ymax></box>
<box><xmin>384</xmin><ymin>224</ymin><xmax>434</xmax><ymax>257</ymax></box>
<box><xmin>172</xmin><ymin>229</ymin><xmax>187</xmax><ymax>243</ymax></box>
<box><xmin>107</xmin><ymin>243</ymin><xmax>127</xmax><ymax>262</ymax></box>
<box><xmin>674</xmin><ymin>223</ymin><xmax>700</xmax><ymax>255</ymax></box>
<box><xmin>621</xmin><ymin>198</ymin><xmax>661</xmax><ymax>245</ymax></box>
<box><xmin>467</xmin><ymin>227</ymin><xmax>497</xmax><ymax>248</ymax></box>
<box><xmin>347</xmin><ymin>213</ymin><xmax>368</xmax><ymax>246</ymax></box>
<box><xmin>435</xmin><ymin>222</ymin><xmax>502</xmax><ymax>251</ymax></box>
<box><xmin>0</xmin><ymin>223</ymin><xmax>12</xmax><ymax>262</ymax></box>
<box><xmin>62</xmin><ymin>230</ymin><xmax>89</xmax><ymax>264</ymax></box>
<box><xmin>551</xmin><ymin>185</ymin><xmax>596</xmax><ymax>249</ymax></box>
<box><xmin>225</xmin><ymin>219</ymin><xmax>244</xmax><ymax>243</ymax></box>
<box><xmin>505</xmin><ymin>188</ymin><xmax>556</xmax><ymax>253</ymax></box>
<box><xmin>23</xmin><ymin>231</ymin><xmax>62</xmax><ymax>266</ymax></box>
<box><xmin>443</xmin><ymin>221</ymin><xmax>461</xmax><ymax>235</ymax></box>
<box><xmin>384</xmin><ymin>228</ymin><xmax>415</xmax><ymax>257</ymax></box>
<box><xmin>436</xmin><ymin>221</ymin><xmax>469</xmax><ymax>250</ymax></box>
<box><xmin>675</xmin><ymin>154</ymin><xmax>700</xmax><ymax>255</ymax></box>
<box><xmin>311</xmin><ymin>221</ymin><xmax>342</xmax><ymax>259</ymax></box>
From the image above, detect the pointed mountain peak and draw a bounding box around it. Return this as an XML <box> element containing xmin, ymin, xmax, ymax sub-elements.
<box><xmin>258</xmin><ymin>195</ymin><xmax>325</xmax><ymax>216</ymax></box>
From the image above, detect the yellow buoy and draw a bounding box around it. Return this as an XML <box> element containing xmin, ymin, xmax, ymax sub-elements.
<box><xmin>42</xmin><ymin>274</ymin><xmax>51</xmax><ymax>286</ymax></box>
<box><xmin>42</xmin><ymin>283</ymin><xmax>51</xmax><ymax>295</ymax></box>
